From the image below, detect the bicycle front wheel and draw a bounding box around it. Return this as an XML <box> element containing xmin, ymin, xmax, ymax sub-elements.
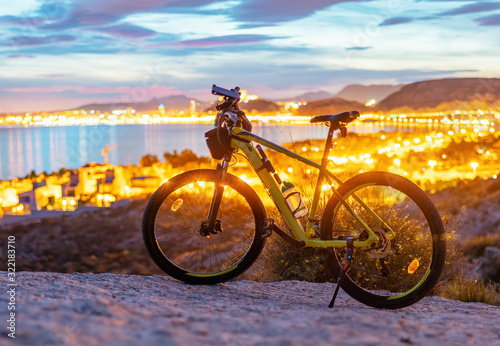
<box><xmin>142</xmin><ymin>169</ymin><xmax>267</xmax><ymax>284</ymax></box>
<box><xmin>321</xmin><ymin>172</ymin><xmax>446</xmax><ymax>309</ymax></box>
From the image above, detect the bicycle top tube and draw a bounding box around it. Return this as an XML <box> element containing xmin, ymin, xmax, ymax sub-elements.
<box><xmin>231</xmin><ymin>127</ymin><xmax>321</xmax><ymax>170</ymax></box>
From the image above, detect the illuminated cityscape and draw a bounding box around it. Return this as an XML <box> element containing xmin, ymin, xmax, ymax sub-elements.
<box><xmin>1</xmin><ymin>99</ymin><xmax>499</xmax><ymax>219</ymax></box>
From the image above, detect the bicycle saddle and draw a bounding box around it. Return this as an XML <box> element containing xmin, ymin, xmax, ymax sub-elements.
<box><xmin>310</xmin><ymin>111</ymin><xmax>360</xmax><ymax>129</ymax></box>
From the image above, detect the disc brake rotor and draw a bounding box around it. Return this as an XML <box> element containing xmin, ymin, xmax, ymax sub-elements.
<box><xmin>365</xmin><ymin>229</ymin><xmax>392</xmax><ymax>259</ymax></box>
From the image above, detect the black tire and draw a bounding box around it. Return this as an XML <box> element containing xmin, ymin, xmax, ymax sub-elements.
<box><xmin>143</xmin><ymin>169</ymin><xmax>267</xmax><ymax>284</ymax></box>
<box><xmin>321</xmin><ymin>172</ymin><xmax>445</xmax><ymax>309</ymax></box>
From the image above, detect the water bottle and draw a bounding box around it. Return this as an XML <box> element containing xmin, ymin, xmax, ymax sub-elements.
<box><xmin>281</xmin><ymin>181</ymin><xmax>308</xmax><ymax>218</ymax></box>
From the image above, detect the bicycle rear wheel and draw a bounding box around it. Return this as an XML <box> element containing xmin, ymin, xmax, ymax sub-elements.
<box><xmin>142</xmin><ymin>169</ymin><xmax>267</xmax><ymax>284</ymax></box>
<box><xmin>321</xmin><ymin>172</ymin><xmax>445</xmax><ymax>309</ymax></box>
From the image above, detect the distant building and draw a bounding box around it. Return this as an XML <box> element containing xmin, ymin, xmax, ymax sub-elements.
<box><xmin>158</xmin><ymin>103</ymin><xmax>166</xmax><ymax>116</ymax></box>
<box><xmin>77</xmin><ymin>163</ymin><xmax>113</xmax><ymax>199</ymax></box>
<box><xmin>130</xmin><ymin>176</ymin><xmax>161</xmax><ymax>194</ymax></box>
<box><xmin>62</xmin><ymin>171</ymin><xmax>79</xmax><ymax>198</ymax></box>
<box><xmin>98</xmin><ymin>170</ymin><xmax>115</xmax><ymax>194</ymax></box>
<box><xmin>34</xmin><ymin>177</ymin><xmax>62</xmax><ymax>210</ymax></box>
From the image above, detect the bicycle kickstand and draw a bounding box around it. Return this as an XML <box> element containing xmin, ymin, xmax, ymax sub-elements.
<box><xmin>328</xmin><ymin>238</ymin><xmax>354</xmax><ymax>308</ymax></box>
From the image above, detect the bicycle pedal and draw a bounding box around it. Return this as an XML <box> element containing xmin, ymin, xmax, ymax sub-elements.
<box><xmin>260</xmin><ymin>218</ymin><xmax>275</xmax><ymax>238</ymax></box>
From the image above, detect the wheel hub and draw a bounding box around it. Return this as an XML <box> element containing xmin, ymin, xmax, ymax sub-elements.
<box><xmin>196</xmin><ymin>218</ymin><xmax>223</xmax><ymax>237</ymax></box>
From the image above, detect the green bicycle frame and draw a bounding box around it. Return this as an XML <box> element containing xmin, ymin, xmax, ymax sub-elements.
<box><xmin>230</xmin><ymin>125</ymin><xmax>394</xmax><ymax>249</ymax></box>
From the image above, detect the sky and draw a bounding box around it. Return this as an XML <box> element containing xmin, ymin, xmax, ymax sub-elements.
<box><xmin>1</xmin><ymin>0</ymin><xmax>499</xmax><ymax>113</ymax></box>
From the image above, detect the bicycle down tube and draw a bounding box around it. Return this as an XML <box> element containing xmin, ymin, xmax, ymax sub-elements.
<box><xmin>230</xmin><ymin>126</ymin><xmax>391</xmax><ymax>248</ymax></box>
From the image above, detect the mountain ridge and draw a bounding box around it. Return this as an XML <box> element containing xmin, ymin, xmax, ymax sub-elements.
<box><xmin>335</xmin><ymin>84</ymin><xmax>405</xmax><ymax>103</ymax></box>
<box><xmin>4</xmin><ymin>77</ymin><xmax>499</xmax><ymax>115</ymax></box>
<box><xmin>377</xmin><ymin>78</ymin><xmax>500</xmax><ymax>111</ymax></box>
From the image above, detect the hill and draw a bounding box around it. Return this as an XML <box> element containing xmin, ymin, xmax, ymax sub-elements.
<box><xmin>284</xmin><ymin>90</ymin><xmax>334</xmax><ymax>102</ymax></box>
<box><xmin>239</xmin><ymin>98</ymin><xmax>280</xmax><ymax>112</ymax></box>
<box><xmin>74</xmin><ymin>94</ymin><xmax>204</xmax><ymax>113</ymax></box>
<box><xmin>377</xmin><ymin>78</ymin><xmax>500</xmax><ymax>111</ymax></box>
<box><xmin>335</xmin><ymin>84</ymin><xmax>404</xmax><ymax>103</ymax></box>
<box><xmin>297</xmin><ymin>97</ymin><xmax>367</xmax><ymax>115</ymax></box>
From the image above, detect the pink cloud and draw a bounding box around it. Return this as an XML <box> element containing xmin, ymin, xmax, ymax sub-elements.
<box><xmin>92</xmin><ymin>23</ymin><xmax>157</xmax><ymax>38</ymax></box>
<box><xmin>6</xmin><ymin>85</ymin><xmax>179</xmax><ymax>96</ymax></box>
<box><xmin>176</xmin><ymin>34</ymin><xmax>275</xmax><ymax>47</ymax></box>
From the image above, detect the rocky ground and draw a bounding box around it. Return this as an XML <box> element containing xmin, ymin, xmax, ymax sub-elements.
<box><xmin>1</xmin><ymin>271</ymin><xmax>499</xmax><ymax>346</ymax></box>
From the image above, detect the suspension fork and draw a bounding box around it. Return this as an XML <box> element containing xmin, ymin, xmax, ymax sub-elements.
<box><xmin>203</xmin><ymin>155</ymin><xmax>230</xmax><ymax>234</ymax></box>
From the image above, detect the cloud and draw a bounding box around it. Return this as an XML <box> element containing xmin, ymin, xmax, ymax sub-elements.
<box><xmin>176</xmin><ymin>34</ymin><xmax>278</xmax><ymax>47</ymax></box>
<box><xmin>37</xmin><ymin>0</ymin><xmax>223</xmax><ymax>30</ymax></box>
<box><xmin>17</xmin><ymin>0</ymin><xmax>358</xmax><ymax>32</ymax></box>
<box><xmin>231</xmin><ymin>0</ymin><xmax>368</xmax><ymax>25</ymax></box>
<box><xmin>379</xmin><ymin>17</ymin><xmax>413</xmax><ymax>26</ymax></box>
<box><xmin>40</xmin><ymin>74</ymin><xmax>74</xmax><ymax>78</ymax></box>
<box><xmin>6</xmin><ymin>34</ymin><xmax>77</xmax><ymax>47</ymax></box>
<box><xmin>440</xmin><ymin>2</ymin><xmax>500</xmax><ymax>16</ymax></box>
<box><xmin>0</xmin><ymin>2</ymin><xmax>67</xmax><ymax>28</ymax></box>
<box><xmin>6</xmin><ymin>85</ymin><xmax>178</xmax><ymax>95</ymax></box>
<box><xmin>237</xmin><ymin>23</ymin><xmax>278</xmax><ymax>29</ymax></box>
<box><xmin>475</xmin><ymin>13</ymin><xmax>500</xmax><ymax>25</ymax></box>
<box><xmin>91</xmin><ymin>23</ymin><xmax>157</xmax><ymax>38</ymax></box>
<box><xmin>345</xmin><ymin>46</ymin><xmax>371</xmax><ymax>51</ymax></box>
<box><xmin>200</xmin><ymin>62</ymin><xmax>478</xmax><ymax>92</ymax></box>
<box><xmin>6</xmin><ymin>54</ymin><xmax>36</xmax><ymax>59</ymax></box>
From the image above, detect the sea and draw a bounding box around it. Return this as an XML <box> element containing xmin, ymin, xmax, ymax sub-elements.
<box><xmin>0</xmin><ymin>121</ymin><xmax>452</xmax><ymax>180</ymax></box>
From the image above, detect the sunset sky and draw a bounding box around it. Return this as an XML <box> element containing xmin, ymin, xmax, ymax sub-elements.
<box><xmin>1</xmin><ymin>0</ymin><xmax>499</xmax><ymax>113</ymax></box>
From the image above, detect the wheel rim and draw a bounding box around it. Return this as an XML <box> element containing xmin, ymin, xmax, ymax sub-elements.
<box><xmin>332</xmin><ymin>183</ymin><xmax>435</xmax><ymax>298</ymax></box>
<box><xmin>153</xmin><ymin>179</ymin><xmax>256</xmax><ymax>275</ymax></box>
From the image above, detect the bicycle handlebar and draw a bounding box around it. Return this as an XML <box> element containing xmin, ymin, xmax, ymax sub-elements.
<box><xmin>212</xmin><ymin>85</ymin><xmax>240</xmax><ymax>99</ymax></box>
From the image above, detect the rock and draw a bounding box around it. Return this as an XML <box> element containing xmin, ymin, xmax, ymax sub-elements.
<box><xmin>484</xmin><ymin>246</ymin><xmax>500</xmax><ymax>259</ymax></box>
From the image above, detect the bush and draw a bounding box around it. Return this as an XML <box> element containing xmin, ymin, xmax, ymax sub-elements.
<box><xmin>432</xmin><ymin>208</ymin><xmax>474</xmax><ymax>293</ymax></box>
<box><xmin>461</xmin><ymin>233</ymin><xmax>500</xmax><ymax>258</ymax></box>
<box><xmin>139</xmin><ymin>154</ymin><xmax>159</xmax><ymax>167</ymax></box>
<box><xmin>258</xmin><ymin>235</ymin><xmax>333</xmax><ymax>283</ymax></box>
<box><xmin>437</xmin><ymin>278</ymin><xmax>500</xmax><ymax>306</ymax></box>
<box><xmin>163</xmin><ymin>149</ymin><xmax>210</xmax><ymax>168</ymax></box>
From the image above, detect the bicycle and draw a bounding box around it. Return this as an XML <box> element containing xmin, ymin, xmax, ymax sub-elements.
<box><xmin>142</xmin><ymin>85</ymin><xmax>446</xmax><ymax>309</ymax></box>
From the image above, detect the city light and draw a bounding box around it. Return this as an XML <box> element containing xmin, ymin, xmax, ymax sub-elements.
<box><xmin>471</xmin><ymin>162</ymin><xmax>479</xmax><ymax>177</ymax></box>
<box><xmin>1</xmin><ymin>105</ymin><xmax>499</xmax><ymax>218</ymax></box>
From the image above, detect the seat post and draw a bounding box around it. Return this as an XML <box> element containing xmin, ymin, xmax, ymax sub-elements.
<box><xmin>321</xmin><ymin>124</ymin><xmax>335</xmax><ymax>168</ymax></box>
